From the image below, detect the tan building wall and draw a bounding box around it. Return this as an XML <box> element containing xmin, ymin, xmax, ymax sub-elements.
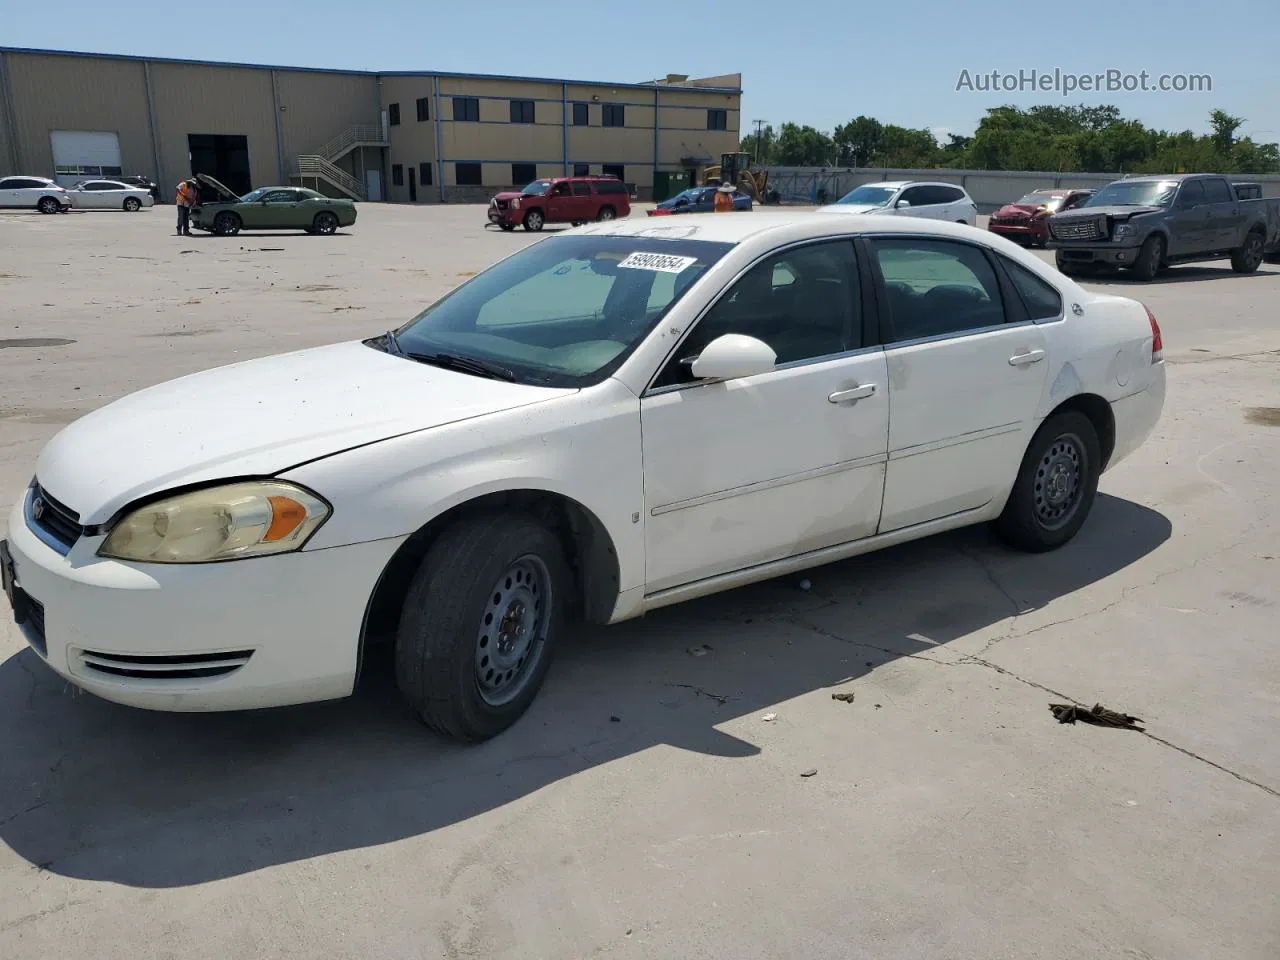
<box><xmin>277</xmin><ymin>70</ymin><xmax>378</xmax><ymax>163</ymax></box>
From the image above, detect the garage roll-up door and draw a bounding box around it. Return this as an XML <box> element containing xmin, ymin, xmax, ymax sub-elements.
<box><xmin>51</xmin><ymin>131</ymin><xmax>122</xmax><ymax>186</ymax></box>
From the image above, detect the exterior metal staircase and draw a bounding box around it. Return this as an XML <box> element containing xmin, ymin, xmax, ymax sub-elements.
<box><xmin>294</xmin><ymin>123</ymin><xmax>388</xmax><ymax>201</ymax></box>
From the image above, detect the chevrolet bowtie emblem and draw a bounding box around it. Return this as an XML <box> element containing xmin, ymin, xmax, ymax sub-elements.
<box><xmin>31</xmin><ymin>497</ymin><xmax>44</xmax><ymax>521</ymax></box>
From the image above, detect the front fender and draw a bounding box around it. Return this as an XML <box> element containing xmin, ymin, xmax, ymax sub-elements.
<box><xmin>280</xmin><ymin>379</ymin><xmax>647</xmax><ymax>593</ymax></box>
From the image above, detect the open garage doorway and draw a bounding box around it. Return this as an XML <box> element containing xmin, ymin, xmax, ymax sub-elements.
<box><xmin>187</xmin><ymin>134</ymin><xmax>251</xmax><ymax>197</ymax></box>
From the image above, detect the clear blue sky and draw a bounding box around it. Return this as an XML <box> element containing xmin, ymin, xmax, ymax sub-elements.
<box><xmin>7</xmin><ymin>0</ymin><xmax>1278</xmax><ymax>144</ymax></box>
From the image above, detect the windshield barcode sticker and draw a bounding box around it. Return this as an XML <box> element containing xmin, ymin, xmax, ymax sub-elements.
<box><xmin>618</xmin><ymin>252</ymin><xmax>698</xmax><ymax>273</ymax></box>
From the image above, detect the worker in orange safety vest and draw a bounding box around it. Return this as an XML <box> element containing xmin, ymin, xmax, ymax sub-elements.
<box><xmin>175</xmin><ymin>178</ymin><xmax>199</xmax><ymax>235</ymax></box>
<box><xmin>713</xmin><ymin>182</ymin><xmax>736</xmax><ymax>213</ymax></box>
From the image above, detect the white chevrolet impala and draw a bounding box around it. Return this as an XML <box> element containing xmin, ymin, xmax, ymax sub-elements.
<box><xmin>1</xmin><ymin>214</ymin><xmax>1166</xmax><ymax>741</ymax></box>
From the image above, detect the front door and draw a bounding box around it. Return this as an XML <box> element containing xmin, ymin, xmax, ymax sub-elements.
<box><xmin>867</xmin><ymin>235</ymin><xmax>1052</xmax><ymax>532</ymax></box>
<box><xmin>545</xmin><ymin>182</ymin><xmax>574</xmax><ymax>222</ymax></box>
<box><xmin>641</xmin><ymin>238</ymin><xmax>888</xmax><ymax>593</ymax></box>
<box><xmin>1168</xmin><ymin>179</ymin><xmax>1210</xmax><ymax>256</ymax></box>
<box><xmin>570</xmin><ymin>181</ymin><xmax>593</xmax><ymax>219</ymax></box>
<box><xmin>254</xmin><ymin>189</ymin><xmax>302</xmax><ymax>228</ymax></box>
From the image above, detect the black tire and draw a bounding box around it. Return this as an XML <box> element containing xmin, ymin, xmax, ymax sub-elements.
<box><xmin>1230</xmin><ymin>229</ymin><xmax>1264</xmax><ymax>274</ymax></box>
<box><xmin>394</xmin><ymin>513</ymin><xmax>571</xmax><ymax>742</ymax></box>
<box><xmin>123</xmin><ymin>197</ymin><xmax>141</xmax><ymax>212</ymax></box>
<box><xmin>37</xmin><ymin>196</ymin><xmax>60</xmax><ymax>215</ymax></box>
<box><xmin>596</xmin><ymin>206</ymin><xmax>616</xmax><ymax>222</ymax></box>
<box><xmin>213</xmin><ymin>211</ymin><xmax>241</xmax><ymax>236</ymax></box>
<box><xmin>312</xmin><ymin>211</ymin><xmax>339</xmax><ymax>235</ymax></box>
<box><xmin>1132</xmin><ymin>234</ymin><xmax>1164</xmax><ymax>281</ymax></box>
<box><xmin>522</xmin><ymin>209</ymin><xmax>545</xmax><ymax>232</ymax></box>
<box><xmin>500</xmin><ymin>224</ymin><xmax>515</xmax><ymax>232</ymax></box>
<box><xmin>993</xmin><ymin>410</ymin><xmax>1102</xmax><ymax>552</ymax></box>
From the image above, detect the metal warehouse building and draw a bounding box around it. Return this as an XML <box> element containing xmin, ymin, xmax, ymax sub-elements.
<box><xmin>0</xmin><ymin>47</ymin><xmax>741</xmax><ymax>203</ymax></box>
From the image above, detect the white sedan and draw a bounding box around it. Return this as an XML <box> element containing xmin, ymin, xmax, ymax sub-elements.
<box><xmin>65</xmin><ymin>179</ymin><xmax>155</xmax><ymax>212</ymax></box>
<box><xmin>1</xmin><ymin>214</ymin><xmax>1165</xmax><ymax>741</ymax></box>
<box><xmin>819</xmin><ymin>180</ymin><xmax>979</xmax><ymax>225</ymax></box>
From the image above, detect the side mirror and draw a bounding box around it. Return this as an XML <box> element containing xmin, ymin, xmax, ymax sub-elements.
<box><xmin>895</xmin><ymin>199</ymin><xmax>911</xmax><ymax>208</ymax></box>
<box><xmin>689</xmin><ymin>334</ymin><xmax>777</xmax><ymax>381</ymax></box>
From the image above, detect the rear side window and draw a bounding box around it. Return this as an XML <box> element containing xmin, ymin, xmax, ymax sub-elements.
<box><xmin>1202</xmin><ymin>178</ymin><xmax>1233</xmax><ymax>204</ymax></box>
<box><xmin>571</xmin><ymin>182</ymin><xmax>591</xmax><ymax>196</ymax></box>
<box><xmin>1001</xmin><ymin>256</ymin><xmax>1064</xmax><ymax>320</ymax></box>
<box><xmin>596</xmin><ymin>180</ymin><xmax>627</xmax><ymax>195</ymax></box>
<box><xmin>871</xmin><ymin>238</ymin><xmax>1006</xmax><ymax>342</ymax></box>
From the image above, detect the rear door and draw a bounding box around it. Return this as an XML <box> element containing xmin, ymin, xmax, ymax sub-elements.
<box><xmin>868</xmin><ymin>234</ymin><xmax>1052</xmax><ymax>532</ymax></box>
<box><xmin>1201</xmin><ymin>176</ymin><xmax>1240</xmax><ymax>250</ymax></box>
<box><xmin>1168</xmin><ymin>179</ymin><xmax>1210</xmax><ymax>256</ymax></box>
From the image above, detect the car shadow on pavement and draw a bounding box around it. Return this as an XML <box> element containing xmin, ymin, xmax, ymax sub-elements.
<box><xmin>0</xmin><ymin>494</ymin><xmax>1171</xmax><ymax>888</ymax></box>
<box><xmin>1080</xmin><ymin>265</ymin><xmax>1278</xmax><ymax>285</ymax></box>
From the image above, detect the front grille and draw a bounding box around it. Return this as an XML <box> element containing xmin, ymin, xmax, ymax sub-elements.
<box><xmin>993</xmin><ymin>216</ymin><xmax>1029</xmax><ymax>226</ymax></box>
<box><xmin>77</xmin><ymin>649</ymin><xmax>254</xmax><ymax>681</ymax></box>
<box><xmin>494</xmin><ymin>198</ymin><xmax>509</xmax><ymax>210</ymax></box>
<box><xmin>1050</xmin><ymin>217</ymin><xmax>1104</xmax><ymax>241</ymax></box>
<box><xmin>24</xmin><ymin>596</ymin><xmax>47</xmax><ymax>659</ymax></box>
<box><xmin>28</xmin><ymin>483</ymin><xmax>84</xmax><ymax>552</ymax></box>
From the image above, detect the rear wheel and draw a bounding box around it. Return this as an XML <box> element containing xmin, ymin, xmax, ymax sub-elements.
<box><xmin>1132</xmin><ymin>234</ymin><xmax>1164</xmax><ymax>281</ymax></box>
<box><xmin>123</xmin><ymin>197</ymin><xmax>141</xmax><ymax>212</ymax></box>
<box><xmin>312</xmin><ymin>211</ymin><xmax>338</xmax><ymax>235</ymax></box>
<box><xmin>213</xmin><ymin>211</ymin><xmax>241</xmax><ymax>236</ymax></box>
<box><xmin>523</xmin><ymin>209</ymin><xmax>545</xmax><ymax>232</ymax></box>
<box><xmin>1230</xmin><ymin>229</ymin><xmax>1264</xmax><ymax>273</ymax></box>
<box><xmin>394</xmin><ymin>513</ymin><xmax>570</xmax><ymax>741</ymax></box>
<box><xmin>37</xmin><ymin>196</ymin><xmax>60</xmax><ymax>214</ymax></box>
<box><xmin>993</xmin><ymin>410</ymin><xmax>1101</xmax><ymax>552</ymax></box>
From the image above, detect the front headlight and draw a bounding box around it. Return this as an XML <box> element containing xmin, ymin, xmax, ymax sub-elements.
<box><xmin>510</xmin><ymin>197</ymin><xmax>521</xmax><ymax>209</ymax></box>
<box><xmin>98</xmin><ymin>481</ymin><xmax>330</xmax><ymax>564</ymax></box>
<box><xmin>1113</xmin><ymin>222</ymin><xmax>1135</xmax><ymax>239</ymax></box>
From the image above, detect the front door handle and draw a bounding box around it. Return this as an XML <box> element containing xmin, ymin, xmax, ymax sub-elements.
<box><xmin>1008</xmin><ymin>349</ymin><xmax>1045</xmax><ymax>366</ymax></box>
<box><xmin>828</xmin><ymin>384</ymin><xmax>877</xmax><ymax>403</ymax></box>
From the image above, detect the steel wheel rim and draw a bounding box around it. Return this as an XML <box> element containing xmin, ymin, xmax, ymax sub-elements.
<box><xmin>528</xmin><ymin>212</ymin><xmax>543</xmax><ymax>229</ymax></box>
<box><xmin>475</xmin><ymin>555</ymin><xmax>551</xmax><ymax>706</ymax></box>
<box><xmin>1034</xmin><ymin>432</ymin><xmax>1086</xmax><ymax>530</ymax></box>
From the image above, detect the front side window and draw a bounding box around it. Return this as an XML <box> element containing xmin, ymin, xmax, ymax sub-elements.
<box><xmin>897</xmin><ymin>185</ymin><xmax>931</xmax><ymax>206</ymax></box>
<box><xmin>871</xmin><ymin>238</ymin><xmax>1006</xmax><ymax>342</ymax></box>
<box><xmin>392</xmin><ymin>235</ymin><xmax>733</xmax><ymax>388</ymax></box>
<box><xmin>654</xmin><ymin>240</ymin><xmax>862</xmax><ymax>388</ymax></box>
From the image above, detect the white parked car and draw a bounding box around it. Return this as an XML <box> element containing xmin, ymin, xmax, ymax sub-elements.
<box><xmin>819</xmin><ymin>180</ymin><xmax>978</xmax><ymax>225</ymax></box>
<box><xmin>65</xmin><ymin>179</ymin><xmax>156</xmax><ymax>212</ymax></box>
<box><xmin>1</xmin><ymin>214</ymin><xmax>1166</xmax><ymax>741</ymax></box>
<box><xmin>0</xmin><ymin>175</ymin><xmax>71</xmax><ymax>213</ymax></box>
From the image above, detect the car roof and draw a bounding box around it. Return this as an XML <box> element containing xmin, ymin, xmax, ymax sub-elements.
<box><xmin>574</xmin><ymin>210</ymin><xmax>990</xmax><ymax>246</ymax></box>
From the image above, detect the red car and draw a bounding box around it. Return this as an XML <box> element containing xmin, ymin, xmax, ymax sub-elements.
<box><xmin>487</xmin><ymin>176</ymin><xmax>631</xmax><ymax>232</ymax></box>
<box><xmin>988</xmin><ymin>188</ymin><xmax>1094</xmax><ymax>247</ymax></box>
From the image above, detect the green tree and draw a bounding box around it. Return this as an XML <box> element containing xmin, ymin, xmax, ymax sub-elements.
<box><xmin>1208</xmin><ymin>109</ymin><xmax>1244</xmax><ymax>156</ymax></box>
<box><xmin>740</xmin><ymin>124</ymin><xmax>778</xmax><ymax>164</ymax></box>
<box><xmin>832</xmin><ymin>116</ymin><xmax>884</xmax><ymax>166</ymax></box>
<box><xmin>774</xmin><ymin>123</ymin><xmax>835</xmax><ymax>166</ymax></box>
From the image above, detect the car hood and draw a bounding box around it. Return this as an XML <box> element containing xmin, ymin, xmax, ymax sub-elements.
<box><xmin>196</xmin><ymin>173</ymin><xmax>240</xmax><ymax>202</ymax></box>
<box><xmin>995</xmin><ymin>203</ymin><xmax>1050</xmax><ymax>217</ymax></box>
<box><xmin>492</xmin><ymin>191</ymin><xmax>525</xmax><ymax>202</ymax></box>
<box><xmin>816</xmin><ymin>203</ymin><xmax>887</xmax><ymax>215</ymax></box>
<box><xmin>35</xmin><ymin>340</ymin><xmax>573</xmax><ymax>525</ymax></box>
<box><xmin>1052</xmin><ymin>204</ymin><xmax>1163</xmax><ymax>221</ymax></box>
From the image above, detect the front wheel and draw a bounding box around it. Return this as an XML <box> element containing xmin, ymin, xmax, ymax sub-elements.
<box><xmin>312</xmin><ymin>211</ymin><xmax>338</xmax><ymax>235</ymax></box>
<box><xmin>213</xmin><ymin>211</ymin><xmax>241</xmax><ymax>236</ymax></box>
<box><xmin>394</xmin><ymin>513</ymin><xmax>571</xmax><ymax>742</ymax></box>
<box><xmin>993</xmin><ymin>410</ymin><xmax>1101</xmax><ymax>552</ymax></box>
<box><xmin>1132</xmin><ymin>234</ymin><xmax>1164</xmax><ymax>281</ymax></box>
<box><xmin>123</xmin><ymin>197</ymin><xmax>141</xmax><ymax>212</ymax></box>
<box><xmin>500</xmin><ymin>223</ymin><xmax>515</xmax><ymax>232</ymax></box>
<box><xmin>1230</xmin><ymin>230</ymin><xmax>1264</xmax><ymax>274</ymax></box>
<box><xmin>523</xmin><ymin>210</ymin><xmax>544</xmax><ymax>232</ymax></box>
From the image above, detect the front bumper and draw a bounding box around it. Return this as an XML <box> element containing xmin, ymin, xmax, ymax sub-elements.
<box><xmin>1049</xmin><ymin>242</ymin><xmax>1144</xmax><ymax>266</ymax></box>
<box><xmin>989</xmin><ymin>221</ymin><xmax>1047</xmax><ymax>244</ymax></box>
<box><xmin>487</xmin><ymin>205</ymin><xmax>519</xmax><ymax>226</ymax></box>
<box><xmin>4</xmin><ymin>488</ymin><xmax>405</xmax><ymax>712</ymax></box>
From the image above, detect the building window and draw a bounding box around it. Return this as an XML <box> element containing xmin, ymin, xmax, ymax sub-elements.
<box><xmin>419</xmin><ymin>162</ymin><xmax>433</xmax><ymax>186</ymax></box>
<box><xmin>602</xmin><ymin>103</ymin><xmax>625</xmax><ymax>127</ymax></box>
<box><xmin>391</xmin><ymin>164</ymin><xmax>404</xmax><ymax>186</ymax></box>
<box><xmin>510</xmin><ymin>99</ymin><xmax>535</xmax><ymax>124</ymax></box>
<box><xmin>572</xmin><ymin>163</ymin><xmax>590</xmax><ymax>177</ymax></box>
<box><xmin>388</xmin><ymin>103</ymin><xmax>400</xmax><ymax>126</ymax></box>
<box><xmin>602</xmin><ymin>164</ymin><xmax>625</xmax><ymax>182</ymax></box>
<box><xmin>511</xmin><ymin>163</ymin><xmax>537</xmax><ymax>185</ymax></box>
<box><xmin>453</xmin><ymin>97</ymin><xmax>480</xmax><ymax>122</ymax></box>
<box><xmin>707</xmin><ymin>108</ymin><xmax>727</xmax><ymax>131</ymax></box>
<box><xmin>572</xmin><ymin>102</ymin><xmax>589</xmax><ymax>126</ymax></box>
<box><xmin>456</xmin><ymin>162</ymin><xmax>483</xmax><ymax>186</ymax></box>
<box><xmin>416</xmin><ymin>97</ymin><xmax>430</xmax><ymax>122</ymax></box>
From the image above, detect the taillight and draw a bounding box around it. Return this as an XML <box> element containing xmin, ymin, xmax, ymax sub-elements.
<box><xmin>1143</xmin><ymin>303</ymin><xmax>1163</xmax><ymax>363</ymax></box>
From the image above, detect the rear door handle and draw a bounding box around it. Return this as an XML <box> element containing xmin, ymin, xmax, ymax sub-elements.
<box><xmin>1008</xmin><ymin>349</ymin><xmax>1045</xmax><ymax>366</ymax></box>
<box><xmin>828</xmin><ymin>384</ymin><xmax>877</xmax><ymax>403</ymax></box>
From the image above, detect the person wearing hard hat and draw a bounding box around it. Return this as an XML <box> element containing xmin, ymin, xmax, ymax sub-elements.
<box><xmin>713</xmin><ymin>181</ymin><xmax>737</xmax><ymax>213</ymax></box>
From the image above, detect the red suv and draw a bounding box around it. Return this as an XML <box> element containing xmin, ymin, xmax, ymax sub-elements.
<box><xmin>487</xmin><ymin>176</ymin><xmax>631</xmax><ymax>231</ymax></box>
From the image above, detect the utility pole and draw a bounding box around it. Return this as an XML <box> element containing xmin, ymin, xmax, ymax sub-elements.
<box><xmin>752</xmin><ymin>119</ymin><xmax>767</xmax><ymax>163</ymax></box>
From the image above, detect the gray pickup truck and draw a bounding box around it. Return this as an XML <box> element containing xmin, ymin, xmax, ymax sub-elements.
<box><xmin>1046</xmin><ymin>173</ymin><xmax>1280</xmax><ymax>280</ymax></box>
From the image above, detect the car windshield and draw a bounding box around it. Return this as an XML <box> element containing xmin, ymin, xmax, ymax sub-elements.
<box><xmin>389</xmin><ymin>235</ymin><xmax>734</xmax><ymax>387</ymax></box>
<box><xmin>239</xmin><ymin>188</ymin><xmax>269</xmax><ymax>202</ymax></box>
<box><xmin>834</xmin><ymin>185</ymin><xmax>897</xmax><ymax>206</ymax></box>
<box><xmin>1084</xmin><ymin>181</ymin><xmax>1178</xmax><ymax>208</ymax></box>
<box><xmin>1016</xmin><ymin>192</ymin><xmax>1064</xmax><ymax>209</ymax></box>
<box><xmin>521</xmin><ymin>180</ymin><xmax>551</xmax><ymax>196</ymax></box>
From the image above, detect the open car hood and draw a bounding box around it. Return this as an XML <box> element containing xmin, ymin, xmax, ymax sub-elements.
<box><xmin>196</xmin><ymin>173</ymin><xmax>241</xmax><ymax>202</ymax></box>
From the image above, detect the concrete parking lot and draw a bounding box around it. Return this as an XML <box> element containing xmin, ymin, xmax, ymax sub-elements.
<box><xmin>1</xmin><ymin>203</ymin><xmax>1278</xmax><ymax>959</ymax></box>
